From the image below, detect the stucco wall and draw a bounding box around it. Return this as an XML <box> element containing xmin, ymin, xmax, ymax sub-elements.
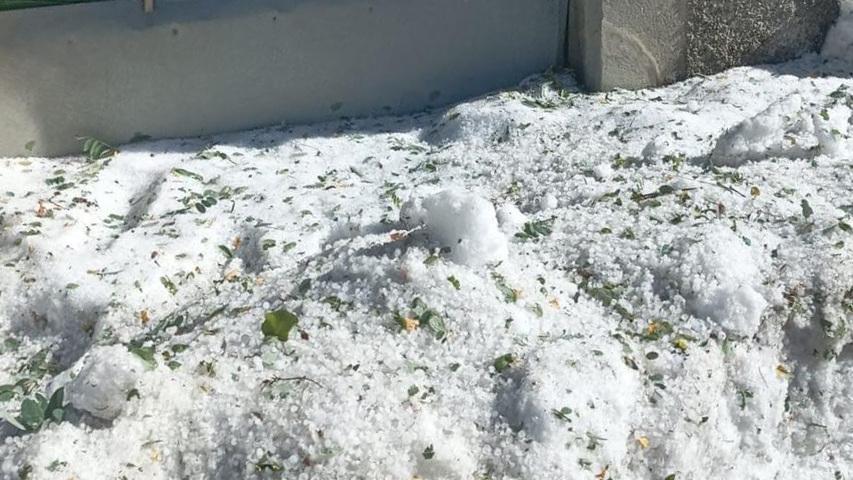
<box><xmin>0</xmin><ymin>0</ymin><xmax>567</xmax><ymax>157</ymax></box>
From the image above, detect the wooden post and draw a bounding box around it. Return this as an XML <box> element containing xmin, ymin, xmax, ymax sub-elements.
<box><xmin>143</xmin><ymin>0</ymin><xmax>154</xmax><ymax>13</ymax></box>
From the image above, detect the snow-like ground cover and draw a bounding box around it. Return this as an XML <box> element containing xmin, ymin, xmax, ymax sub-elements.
<box><xmin>2</xmin><ymin>10</ymin><xmax>853</xmax><ymax>480</ymax></box>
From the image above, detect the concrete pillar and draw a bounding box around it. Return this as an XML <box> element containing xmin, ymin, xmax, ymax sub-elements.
<box><xmin>570</xmin><ymin>0</ymin><xmax>840</xmax><ymax>91</ymax></box>
<box><xmin>686</xmin><ymin>0</ymin><xmax>840</xmax><ymax>75</ymax></box>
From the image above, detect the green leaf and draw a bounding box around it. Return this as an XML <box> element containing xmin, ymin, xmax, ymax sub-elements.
<box><xmin>45</xmin><ymin>388</ymin><xmax>64</xmax><ymax>423</ymax></box>
<box><xmin>255</xmin><ymin>456</ymin><xmax>283</xmax><ymax>472</ymax></box>
<box><xmin>447</xmin><ymin>275</ymin><xmax>461</xmax><ymax>290</ymax></box>
<box><xmin>493</xmin><ymin>353</ymin><xmax>516</xmax><ymax>373</ymax></box>
<box><xmin>24</xmin><ymin>141</ymin><xmax>35</xmax><ymax>152</ymax></box>
<box><xmin>801</xmin><ymin>199</ymin><xmax>814</xmax><ymax>220</ymax></box>
<box><xmin>160</xmin><ymin>276</ymin><xmax>178</xmax><ymax>295</ymax></box>
<box><xmin>0</xmin><ymin>385</ymin><xmax>15</xmax><ymax>402</ymax></box>
<box><xmin>492</xmin><ymin>272</ymin><xmax>518</xmax><ymax>303</ymax></box>
<box><xmin>262</xmin><ymin>309</ymin><xmax>299</xmax><ymax>342</ymax></box>
<box><xmin>77</xmin><ymin>136</ymin><xmax>118</xmax><ymax>161</ymax></box>
<box><xmin>516</xmin><ymin>219</ymin><xmax>554</xmax><ymax>241</ymax></box>
<box><xmin>422</xmin><ymin>444</ymin><xmax>435</xmax><ymax>460</ymax></box>
<box><xmin>171</xmin><ymin>168</ymin><xmax>204</xmax><ymax>182</ymax></box>
<box><xmin>552</xmin><ymin>406</ymin><xmax>573</xmax><ymax>422</ymax></box>
<box><xmin>129</xmin><ymin>346</ymin><xmax>158</xmax><ymax>369</ymax></box>
<box><xmin>196</xmin><ymin>150</ymin><xmax>229</xmax><ymax>160</ymax></box>
<box><xmin>17</xmin><ymin>398</ymin><xmax>44</xmax><ymax>431</ymax></box>
<box><xmin>45</xmin><ymin>176</ymin><xmax>66</xmax><ymax>186</ymax></box>
<box><xmin>421</xmin><ymin>310</ymin><xmax>447</xmax><ymax>340</ymax></box>
<box><xmin>218</xmin><ymin>245</ymin><xmax>234</xmax><ymax>259</ymax></box>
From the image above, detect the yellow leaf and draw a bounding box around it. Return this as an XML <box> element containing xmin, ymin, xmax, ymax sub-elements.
<box><xmin>402</xmin><ymin>317</ymin><xmax>420</xmax><ymax>332</ymax></box>
<box><xmin>636</xmin><ymin>436</ymin><xmax>650</xmax><ymax>449</ymax></box>
<box><xmin>647</xmin><ymin>322</ymin><xmax>659</xmax><ymax>336</ymax></box>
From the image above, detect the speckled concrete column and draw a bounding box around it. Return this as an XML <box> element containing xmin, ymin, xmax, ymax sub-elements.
<box><xmin>570</xmin><ymin>0</ymin><xmax>840</xmax><ymax>91</ymax></box>
<box><xmin>686</xmin><ymin>0</ymin><xmax>840</xmax><ymax>75</ymax></box>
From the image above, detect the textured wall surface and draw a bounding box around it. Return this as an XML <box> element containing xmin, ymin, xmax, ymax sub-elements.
<box><xmin>570</xmin><ymin>0</ymin><xmax>841</xmax><ymax>91</ymax></box>
<box><xmin>0</xmin><ymin>0</ymin><xmax>567</xmax><ymax>157</ymax></box>
<box><xmin>600</xmin><ymin>0</ymin><xmax>687</xmax><ymax>90</ymax></box>
<box><xmin>687</xmin><ymin>0</ymin><xmax>840</xmax><ymax>74</ymax></box>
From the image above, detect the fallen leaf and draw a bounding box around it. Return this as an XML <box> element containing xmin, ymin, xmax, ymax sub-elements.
<box><xmin>262</xmin><ymin>309</ymin><xmax>299</xmax><ymax>342</ymax></box>
<box><xmin>647</xmin><ymin>322</ymin><xmax>660</xmax><ymax>337</ymax></box>
<box><xmin>402</xmin><ymin>317</ymin><xmax>420</xmax><ymax>332</ymax></box>
<box><xmin>35</xmin><ymin>201</ymin><xmax>50</xmax><ymax>218</ymax></box>
<box><xmin>750</xmin><ymin>186</ymin><xmax>761</xmax><ymax>198</ymax></box>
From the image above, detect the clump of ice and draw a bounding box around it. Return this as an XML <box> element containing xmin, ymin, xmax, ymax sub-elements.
<box><xmin>710</xmin><ymin>95</ymin><xmax>816</xmax><ymax>165</ymax></box>
<box><xmin>642</xmin><ymin>135</ymin><xmax>678</xmax><ymax>162</ymax></box>
<box><xmin>66</xmin><ymin>345</ymin><xmax>144</xmax><ymax>420</ymax></box>
<box><xmin>669</xmin><ymin>226</ymin><xmax>769</xmax><ymax>337</ymax></box>
<box><xmin>410</xmin><ymin>412</ymin><xmax>478</xmax><ymax>479</ymax></box>
<box><xmin>592</xmin><ymin>163</ymin><xmax>614</xmax><ymax>181</ymax></box>
<box><xmin>711</xmin><ymin>93</ymin><xmax>852</xmax><ymax>165</ymax></box>
<box><xmin>401</xmin><ymin>190</ymin><xmax>508</xmax><ymax>266</ymax></box>
<box><xmin>496</xmin><ymin>202</ymin><xmax>527</xmax><ymax>235</ymax></box>
<box><xmin>422</xmin><ymin>101</ymin><xmax>547</xmax><ymax>147</ymax></box>
<box><xmin>537</xmin><ymin>193</ymin><xmax>559</xmax><ymax>212</ymax></box>
<box><xmin>493</xmin><ymin>340</ymin><xmax>641</xmax><ymax>477</ymax></box>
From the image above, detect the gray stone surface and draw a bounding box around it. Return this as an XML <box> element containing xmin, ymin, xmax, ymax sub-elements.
<box><xmin>570</xmin><ymin>0</ymin><xmax>841</xmax><ymax>91</ymax></box>
<box><xmin>687</xmin><ymin>0</ymin><xmax>840</xmax><ymax>75</ymax></box>
<box><xmin>599</xmin><ymin>0</ymin><xmax>686</xmax><ymax>90</ymax></box>
<box><xmin>0</xmin><ymin>0</ymin><xmax>567</xmax><ymax>157</ymax></box>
